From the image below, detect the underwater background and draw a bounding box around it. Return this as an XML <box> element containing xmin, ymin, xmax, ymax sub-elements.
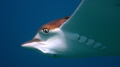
<box><xmin>0</xmin><ymin>0</ymin><xmax>120</xmax><ymax>67</ymax></box>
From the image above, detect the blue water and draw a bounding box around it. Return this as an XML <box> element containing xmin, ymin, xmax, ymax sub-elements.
<box><xmin>0</xmin><ymin>0</ymin><xmax>120</xmax><ymax>67</ymax></box>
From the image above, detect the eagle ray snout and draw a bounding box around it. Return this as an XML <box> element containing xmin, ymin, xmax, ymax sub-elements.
<box><xmin>21</xmin><ymin>38</ymin><xmax>42</xmax><ymax>47</ymax></box>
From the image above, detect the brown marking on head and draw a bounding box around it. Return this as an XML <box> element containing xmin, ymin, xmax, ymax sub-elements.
<box><xmin>38</xmin><ymin>16</ymin><xmax>70</xmax><ymax>31</ymax></box>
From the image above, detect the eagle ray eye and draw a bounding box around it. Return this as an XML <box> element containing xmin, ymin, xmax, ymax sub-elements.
<box><xmin>43</xmin><ymin>28</ymin><xmax>49</xmax><ymax>33</ymax></box>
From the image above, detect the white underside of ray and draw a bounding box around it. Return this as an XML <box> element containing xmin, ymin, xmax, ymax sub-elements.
<box><xmin>60</xmin><ymin>0</ymin><xmax>120</xmax><ymax>56</ymax></box>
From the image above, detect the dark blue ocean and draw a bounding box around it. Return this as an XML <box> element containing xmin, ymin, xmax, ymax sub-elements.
<box><xmin>0</xmin><ymin>0</ymin><xmax>120</xmax><ymax>67</ymax></box>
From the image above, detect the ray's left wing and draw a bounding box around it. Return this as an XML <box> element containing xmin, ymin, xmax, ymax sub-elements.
<box><xmin>60</xmin><ymin>0</ymin><xmax>120</xmax><ymax>56</ymax></box>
